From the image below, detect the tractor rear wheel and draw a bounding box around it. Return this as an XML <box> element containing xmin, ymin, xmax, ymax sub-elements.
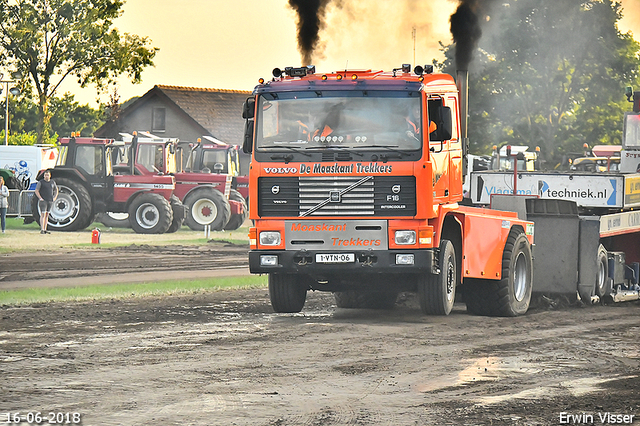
<box><xmin>183</xmin><ymin>188</ymin><xmax>231</xmax><ymax>231</ymax></box>
<box><xmin>31</xmin><ymin>177</ymin><xmax>93</xmax><ymax>231</ymax></box>
<box><xmin>223</xmin><ymin>189</ymin><xmax>249</xmax><ymax>230</ymax></box>
<box><xmin>269</xmin><ymin>273</ymin><xmax>308</xmax><ymax>313</ymax></box>
<box><xmin>166</xmin><ymin>195</ymin><xmax>185</xmax><ymax>233</ymax></box>
<box><xmin>128</xmin><ymin>193</ymin><xmax>173</xmax><ymax>234</ymax></box>
<box><xmin>418</xmin><ymin>239</ymin><xmax>456</xmax><ymax>315</ymax></box>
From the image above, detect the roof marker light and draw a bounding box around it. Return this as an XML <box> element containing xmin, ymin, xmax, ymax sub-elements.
<box><xmin>336</xmin><ymin>74</ymin><xmax>343</xmax><ymax>80</ymax></box>
<box><xmin>258</xmin><ymin>78</ymin><xmax>265</xmax><ymax>84</ymax></box>
<box><xmin>322</xmin><ymin>75</ymin><xmax>328</xmax><ymax>80</ymax></box>
<box><xmin>351</xmin><ymin>74</ymin><xmax>358</xmax><ymax>80</ymax></box>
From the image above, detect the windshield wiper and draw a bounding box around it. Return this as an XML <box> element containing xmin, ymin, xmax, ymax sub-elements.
<box><xmin>260</xmin><ymin>145</ymin><xmax>311</xmax><ymax>163</ymax></box>
<box><xmin>363</xmin><ymin>145</ymin><xmax>410</xmax><ymax>162</ymax></box>
<box><xmin>305</xmin><ymin>145</ymin><xmax>364</xmax><ymax>157</ymax></box>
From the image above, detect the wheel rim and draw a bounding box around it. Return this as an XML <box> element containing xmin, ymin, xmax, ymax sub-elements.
<box><xmin>47</xmin><ymin>185</ymin><xmax>80</xmax><ymax>228</ymax></box>
<box><xmin>135</xmin><ymin>202</ymin><xmax>160</xmax><ymax>229</ymax></box>
<box><xmin>513</xmin><ymin>252</ymin><xmax>528</xmax><ymax>302</ymax></box>
<box><xmin>446</xmin><ymin>259</ymin><xmax>456</xmax><ymax>302</ymax></box>
<box><xmin>191</xmin><ymin>198</ymin><xmax>218</xmax><ymax>225</ymax></box>
<box><xmin>597</xmin><ymin>256</ymin><xmax>607</xmax><ymax>294</ymax></box>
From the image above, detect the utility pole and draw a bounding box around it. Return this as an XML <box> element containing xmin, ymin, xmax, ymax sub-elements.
<box><xmin>1</xmin><ymin>71</ymin><xmax>22</xmax><ymax>146</ymax></box>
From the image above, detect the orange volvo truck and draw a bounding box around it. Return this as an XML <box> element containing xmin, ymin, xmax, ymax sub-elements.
<box><xmin>242</xmin><ymin>65</ymin><xmax>535</xmax><ymax>316</ymax></box>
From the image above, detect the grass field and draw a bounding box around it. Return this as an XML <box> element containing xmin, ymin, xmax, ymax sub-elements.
<box><xmin>0</xmin><ymin>218</ymin><xmax>261</xmax><ymax>305</ymax></box>
<box><xmin>0</xmin><ymin>275</ymin><xmax>267</xmax><ymax>305</ymax></box>
<box><xmin>0</xmin><ymin>216</ymin><xmax>250</xmax><ymax>252</ymax></box>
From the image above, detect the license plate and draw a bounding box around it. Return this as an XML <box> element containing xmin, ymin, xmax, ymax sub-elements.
<box><xmin>315</xmin><ymin>253</ymin><xmax>355</xmax><ymax>264</ymax></box>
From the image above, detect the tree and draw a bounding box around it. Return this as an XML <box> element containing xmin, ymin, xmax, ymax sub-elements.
<box><xmin>0</xmin><ymin>0</ymin><xmax>157</xmax><ymax>144</ymax></box>
<box><xmin>438</xmin><ymin>0</ymin><xmax>640</xmax><ymax>167</ymax></box>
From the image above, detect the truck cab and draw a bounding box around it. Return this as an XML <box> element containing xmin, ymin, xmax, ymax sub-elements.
<box><xmin>243</xmin><ymin>65</ymin><xmax>534</xmax><ymax>317</ymax></box>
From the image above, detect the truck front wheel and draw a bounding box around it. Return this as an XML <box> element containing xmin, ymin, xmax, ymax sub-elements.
<box><xmin>128</xmin><ymin>193</ymin><xmax>173</xmax><ymax>234</ymax></box>
<box><xmin>418</xmin><ymin>239</ymin><xmax>456</xmax><ymax>315</ymax></box>
<box><xmin>269</xmin><ymin>273</ymin><xmax>308</xmax><ymax>313</ymax></box>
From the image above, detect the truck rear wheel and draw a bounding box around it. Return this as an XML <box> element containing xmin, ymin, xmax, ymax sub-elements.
<box><xmin>223</xmin><ymin>189</ymin><xmax>249</xmax><ymax>230</ymax></box>
<box><xmin>183</xmin><ymin>188</ymin><xmax>231</xmax><ymax>231</ymax></box>
<box><xmin>595</xmin><ymin>244</ymin><xmax>609</xmax><ymax>297</ymax></box>
<box><xmin>418</xmin><ymin>239</ymin><xmax>456</xmax><ymax>315</ymax></box>
<box><xmin>31</xmin><ymin>177</ymin><xmax>93</xmax><ymax>231</ymax></box>
<box><xmin>269</xmin><ymin>273</ymin><xmax>307</xmax><ymax>313</ymax></box>
<box><xmin>128</xmin><ymin>193</ymin><xmax>173</xmax><ymax>234</ymax></box>
<box><xmin>166</xmin><ymin>195</ymin><xmax>185</xmax><ymax>233</ymax></box>
<box><xmin>334</xmin><ymin>291</ymin><xmax>398</xmax><ymax>309</ymax></box>
<box><xmin>465</xmin><ymin>229</ymin><xmax>533</xmax><ymax>316</ymax></box>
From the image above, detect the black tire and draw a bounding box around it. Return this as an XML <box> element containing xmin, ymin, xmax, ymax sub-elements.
<box><xmin>465</xmin><ymin>229</ymin><xmax>533</xmax><ymax>317</ymax></box>
<box><xmin>96</xmin><ymin>212</ymin><xmax>131</xmax><ymax>228</ymax></box>
<box><xmin>334</xmin><ymin>291</ymin><xmax>398</xmax><ymax>309</ymax></box>
<box><xmin>183</xmin><ymin>188</ymin><xmax>231</xmax><ymax>231</ymax></box>
<box><xmin>269</xmin><ymin>273</ymin><xmax>308</xmax><ymax>313</ymax></box>
<box><xmin>31</xmin><ymin>177</ymin><xmax>93</xmax><ymax>231</ymax></box>
<box><xmin>166</xmin><ymin>195</ymin><xmax>186</xmax><ymax>233</ymax></box>
<box><xmin>223</xmin><ymin>189</ymin><xmax>249</xmax><ymax>230</ymax></box>
<box><xmin>595</xmin><ymin>244</ymin><xmax>609</xmax><ymax>297</ymax></box>
<box><xmin>128</xmin><ymin>192</ymin><xmax>173</xmax><ymax>234</ymax></box>
<box><xmin>418</xmin><ymin>239</ymin><xmax>457</xmax><ymax>315</ymax></box>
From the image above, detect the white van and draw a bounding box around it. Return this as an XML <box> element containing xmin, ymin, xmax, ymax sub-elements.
<box><xmin>0</xmin><ymin>145</ymin><xmax>58</xmax><ymax>189</ymax></box>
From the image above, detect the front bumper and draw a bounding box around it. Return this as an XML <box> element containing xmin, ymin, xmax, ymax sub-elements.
<box><xmin>249</xmin><ymin>248</ymin><xmax>436</xmax><ymax>275</ymax></box>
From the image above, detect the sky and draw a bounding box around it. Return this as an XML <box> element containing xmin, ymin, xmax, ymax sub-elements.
<box><xmin>64</xmin><ymin>0</ymin><xmax>640</xmax><ymax>107</ymax></box>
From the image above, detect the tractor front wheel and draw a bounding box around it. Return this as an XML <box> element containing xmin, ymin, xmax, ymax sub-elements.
<box><xmin>128</xmin><ymin>193</ymin><xmax>173</xmax><ymax>234</ymax></box>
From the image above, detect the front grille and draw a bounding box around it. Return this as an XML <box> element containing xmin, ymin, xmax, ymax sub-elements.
<box><xmin>259</xmin><ymin>176</ymin><xmax>416</xmax><ymax>217</ymax></box>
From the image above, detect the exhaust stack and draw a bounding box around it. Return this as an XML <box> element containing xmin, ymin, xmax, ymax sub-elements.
<box><xmin>456</xmin><ymin>70</ymin><xmax>469</xmax><ymax>139</ymax></box>
<box><xmin>457</xmin><ymin>70</ymin><xmax>470</xmax><ymax>182</ymax></box>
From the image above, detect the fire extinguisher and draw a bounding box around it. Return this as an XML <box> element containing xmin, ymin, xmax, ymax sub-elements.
<box><xmin>91</xmin><ymin>228</ymin><xmax>101</xmax><ymax>244</ymax></box>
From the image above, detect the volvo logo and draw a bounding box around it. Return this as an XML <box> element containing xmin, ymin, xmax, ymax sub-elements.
<box><xmin>392</xmin><ymin>184</ymin><xmax>401</xmax><ymax>194</ymax></box>
<box><xmin>271</xmin><ymin>185</ymin><xmax>280</xmax><ymax>195</ymax></box>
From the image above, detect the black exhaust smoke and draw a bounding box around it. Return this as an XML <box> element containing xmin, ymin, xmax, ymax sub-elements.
<box><xmin>288</xmin><ymin>0</ymin><xmax>332</xmax><ymax>66</ymax></box>
<box><xmin>450</xmin><ymin>1</ymin><xmax>484</xmax><ymax>71</ymax></box>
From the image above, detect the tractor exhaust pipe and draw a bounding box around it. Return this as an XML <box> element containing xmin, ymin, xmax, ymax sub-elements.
<box><xmin>457</xmin><ymin>70</ymin><xmax>470</xmax><ymax>184</ymax></box>
<box><xmin>130</xmin><ymin>132</ymin><xmax>138</xmax><ymax>176</ymax></box>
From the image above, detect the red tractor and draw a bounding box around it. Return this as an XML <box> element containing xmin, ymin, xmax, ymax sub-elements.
<box><xmin>178</xmin><ymin>136</ymin><xmax>249</xmax><ymax>230</ymax></box>
<box><xmin>112</xmin><ymin>133</ymin><xmax>248</xmax><ymax>231</ymax></box>
<box><xmin>32</xmin><ymin>136</ymin><xmax>184</xmax><ymax>234</ymax></box>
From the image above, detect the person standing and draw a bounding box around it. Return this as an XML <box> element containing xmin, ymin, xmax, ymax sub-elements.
<box><xmin>0</xmin><ymin>176</ymin><xmax>8</xmax><ymax>233</ymax></box>
<box><xmin>34</xmin><ymin>169</ymin><xmax>58</xmax><ymax>234</ymax></box>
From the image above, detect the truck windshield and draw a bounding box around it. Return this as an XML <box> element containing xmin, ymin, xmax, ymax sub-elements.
<box><xmin>255</xmin><ymin>91</ymin><xmax>422</xmax><ymax>152</ymax></box>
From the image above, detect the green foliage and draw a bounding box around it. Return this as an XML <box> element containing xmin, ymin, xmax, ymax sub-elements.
<box><xmin>0</xmin><ymin>0</ymin><xmax>157</xmax><ymax>144</ymax></box>
<box><xmin>437</xmin><ymin>0</ymin><xmax>640</xmax><ymax>168</ymax></box>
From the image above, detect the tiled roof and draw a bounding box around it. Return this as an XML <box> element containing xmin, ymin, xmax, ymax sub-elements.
<box><xmin>155</xmin><ymin>85</ymin><xmax>251</xmax><ymax>142</ymax></box>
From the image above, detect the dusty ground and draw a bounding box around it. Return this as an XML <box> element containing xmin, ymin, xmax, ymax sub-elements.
<box><xmin>0</xmin><ymin>241</ymin><xmax>639</xmax><ymax>425</ymax></box>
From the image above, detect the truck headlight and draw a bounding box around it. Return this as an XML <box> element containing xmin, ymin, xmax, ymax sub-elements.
<box><xmin>259</xmin><ymin>231</ymin><xmax>281</xmax><ymax>246</ymax></box>
<box><xmin>394</xmin><ymin>230</ymin><xmax>416</xmax><ymax>245</ymax></box>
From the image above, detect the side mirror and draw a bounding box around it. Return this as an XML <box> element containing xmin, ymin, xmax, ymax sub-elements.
<box><xmin>243</xmin><ymin>120</ymin><xmax>254</xmax><ymax>154</ymax></box>
<box><xmin>242</xmin><ymin>97</ymin><xmax>255</xmax><ymax>119</ymax></box>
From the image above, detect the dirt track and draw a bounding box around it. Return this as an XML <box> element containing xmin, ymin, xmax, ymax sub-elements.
<box><xmin>1</xmin><ymin>244</ymin><xmax>639</xmax><ymax>425</ymax></box>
